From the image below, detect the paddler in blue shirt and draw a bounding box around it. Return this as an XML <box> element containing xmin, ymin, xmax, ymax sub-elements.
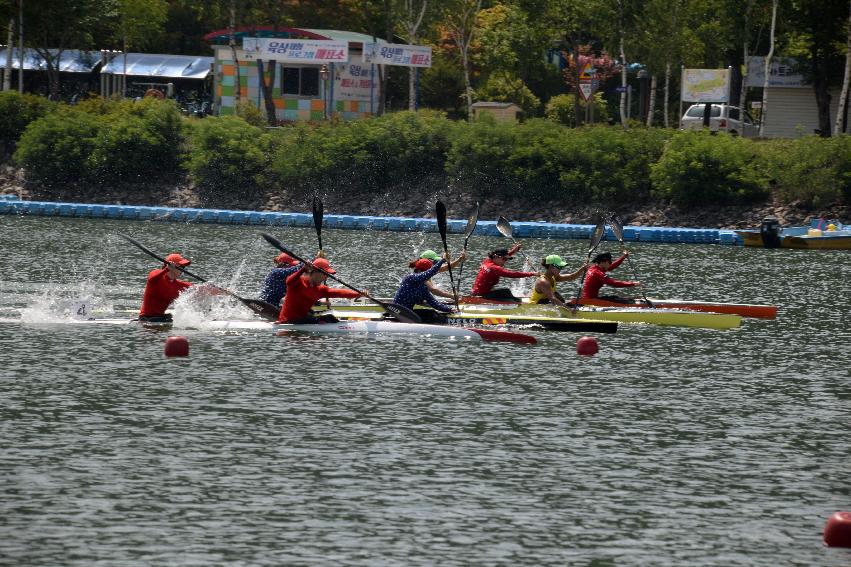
<box><xmin>259</xmin><ymin>252</ymin><xmax>302</xmax><ymax>307</ymax></box>
<box><xmin>393</xmin><ymin>251</ymin><xmax>465</xmax><ymax>323</ymax></box>
<box><xmin>418</xmin><ymin>249</ymin><xmax>466</xmax><ymax>299</ymax></box>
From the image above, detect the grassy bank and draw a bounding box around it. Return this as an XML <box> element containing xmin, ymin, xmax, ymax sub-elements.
<box><xmin>2</xmin><ymin>92</ymin><xmax>850</xmax><ymax>216</ymax></box>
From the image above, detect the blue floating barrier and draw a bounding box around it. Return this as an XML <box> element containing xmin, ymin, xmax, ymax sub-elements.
<box><xmin>58</xmin><ymin>204</ymin><xmax>74</xmax><ymax>216</ymax></box>
<box><xmin>120</xmin><ymin>207</ymin><xmax>138</xmax><ymax>219</ymax></box>
<box><xmin>0</xmin><ymin>202</ymin><xmax>10</xmax><ymax>213</ymax></box>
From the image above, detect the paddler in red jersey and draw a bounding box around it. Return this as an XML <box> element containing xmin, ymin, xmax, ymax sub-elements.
<box><xmin>138</xmin><ymin>253</ymin><xmax>194</xmax><ymax>323</ymax></box>
<box><xmin>277</xmin><ymin>257</ymin><xmax>364</xmax><ymax>324</ymax></box>
<box><xmin>581</xmin><ymin>251</ymin><xmax>639</xmax><ymax>300</ymax></box>
<box><xmin>471</xmin><ymin>245</ymin><xmax>538</xmax><ymax>302</ymax></box>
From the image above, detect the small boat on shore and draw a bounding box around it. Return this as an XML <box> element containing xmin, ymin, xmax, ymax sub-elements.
<box><xmin>735</xmin><ymin>217</ymin><xmax>851</xmax><ymax>250</ymax></box>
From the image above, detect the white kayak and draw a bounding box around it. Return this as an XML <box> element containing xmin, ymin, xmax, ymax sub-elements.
<box><xmin>12</xmin><ymin>317</ymin><xmax>537</xmax><ymax>344</ymax></box>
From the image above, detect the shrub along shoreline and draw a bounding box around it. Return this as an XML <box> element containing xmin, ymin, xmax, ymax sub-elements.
<box><xmin>1</xmin><ymin>92</ymin><xmax>849</xmax><ymax>228</ymax></box>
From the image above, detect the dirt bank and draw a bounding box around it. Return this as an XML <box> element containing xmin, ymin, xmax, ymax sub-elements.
<box><xmin>2</xmin><ymin>165</ymin><xmax>848</xmax><ymax>229</ymax></box>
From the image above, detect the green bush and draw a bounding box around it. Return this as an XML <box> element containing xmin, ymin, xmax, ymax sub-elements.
<box><xmin>184</xmin><ymin>115</ymin><xmax>270</xmax><ymax>193</ymax></box>
<box><xmin>474</xmin><ymin>74</ymin><xmax>541</xmax><ymax>115</ymax></box>
<box><xmin>759</xmin><ymin>135</ymin><xmax>851</xmax><ymax>206</ymax></box>
<box><xmin>13</xmin><ymin>108</ymin><xmax>102</xmax><ymax>186</ymax></box>
<box><xmin>446</xmin><ymin>119</ymin><xmax>669</xmax><ymax>203</ymax></box>
<box><xmin>0</xmin><ymin>92</ymin><xmax>56</xmax><ymax>155</ymax></box>
<box><xmin>650</xmin><ymin>131</ymin><xmax>768</xmax><ymax>208</ymax></box>
<box><xmin>269</xmin><ymin>110</ymin><xmax>455</xmax><ymax>193</ymax></box>
<box><xmin>545</xmin><ymin>93</ymin><xmax>609</xmax><ymax>126</ymax></box>
<box><xmin>89</xmin><ymin>98</ymin><xmax>185</xmax><ymax>183</ymax></box>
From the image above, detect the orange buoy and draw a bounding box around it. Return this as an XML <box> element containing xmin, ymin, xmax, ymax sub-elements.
<box><xmin>824</xmin><ymin>511</ymin><xmax>851</xmax><ymax>547</ymax></box>
<box><xmin>576</xmin><ymin>336</ymin><xmax>599</xmax><ymax>356</ymax></box>
<box><xmin>164</xmin><ymin>335</ymin><xmax>189</xmax><ymax>357</ymax></box>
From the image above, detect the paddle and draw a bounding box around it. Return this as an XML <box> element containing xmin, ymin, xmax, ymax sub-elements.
<box><xmin>118</xmin><ymin>233</ymin><xmax>279</xmax><ymax>321</ymax></box>
<box><xmin>571</xmin><ymin>219</ymin><xmax>606</xmax><ymax>309</ymax></box>
<box><xmin>435</xmin><ymin>201</ymin><xmax>459</xmax><ymax>309</ymax></box>
<box><xmin>608</xmin><ymin>213</ymin><xmax>653</xmax><ymax>307</ymax></box>
<box><xmin>455</xmin><ymin>201</ymin><xmax>479</xmax><ymax>301</ymax></box>
<box><xmin>312</xmin><ymin>196</ymin><xmax>332</xmax><ymax>308</ymax></box>
<box><xmin>312</xmin><ymin>196</ymin><xmax>324</xmax><ymax>254</ymax></box>
<box><xmin>496</xmin><ymin>216</ymin><xmax>533</xmax><ymax>264</ymax></box>
<box><xmin>259</xmin><ymin>232</ymin><xmax>422</xmax><ymax>324</ymax></box>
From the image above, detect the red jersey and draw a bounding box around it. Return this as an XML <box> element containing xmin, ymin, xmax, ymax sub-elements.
<box><xmin>471</xmin><ymin>258</ymin><xmax>538</xmax><ymax>296</ymax></box>
<box><xmin>139</xmin><ymin>268</ymin><xmax>192</xmax><ymax>317</ymax></box>
<box><xmin>278</xmin><ymin>266</ymin><xmax>361</xmax><ymax>323</ymax></box>
<box><xmin>581</xmin><ymin>254</ymin><xmax>635</xmax><ymax>299</ymax></box>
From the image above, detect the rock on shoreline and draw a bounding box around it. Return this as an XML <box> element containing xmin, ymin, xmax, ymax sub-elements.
<box><xmin>2</xmin><ymin>165</ymin><xmax>847</xmax><ymax>229</ymax></box>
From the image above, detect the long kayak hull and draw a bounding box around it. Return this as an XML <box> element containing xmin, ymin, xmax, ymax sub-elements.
<box><xmin>459</xmin><ymin>295</ymin><xmax>776</xmax><ymax>319</ymax></box>
<box><xmin>17</xmin><ymin>317</ymin><xmax>537</xmax><ymax>344</ymax></box>
<box><xmin>330</xmin><ymin>309</ymin><xmax>618</xmax><ymax>333</ymax></box>
<box><xmin>330</xmin><ymin>303</ymin><xmax>741</xmax><ymax>330</ymax></box>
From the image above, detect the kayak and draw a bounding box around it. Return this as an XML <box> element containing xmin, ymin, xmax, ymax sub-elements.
<box><xmin>460</xmin><ymin>295</ymin><xmax>777</xmax><ymax>319</ymax></box>
<box><xmin>330</xmin><ymin>309</ymin><xmax>618</xmax><ymax>334</ymax></box>
<box><xmin>14</xmin><ymin>317</ymin><xmax>537</xmax><ymax>344</ymax></box>
<box><xmin>329</xmin><ymin>303</ymin><xmax>742</xmax><ymax>330</ymax></box>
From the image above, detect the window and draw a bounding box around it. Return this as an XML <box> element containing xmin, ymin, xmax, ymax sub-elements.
<box><xmin>686</xmin><ymin>104</ymin><xmax>721</xmax><ymax>117</ymax></box>
<box><xmin>728</xmin><ymin>107</ymin><xmax>740</xmax><ymax>120</ymax></box>
<box><xmin>281</xmin><ymin>66</ymin><xmax>320</xmax><ymax>96</ymax></box>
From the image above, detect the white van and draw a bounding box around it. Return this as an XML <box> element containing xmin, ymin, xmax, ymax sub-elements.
<box><xmin>681</xmin><ymin>104</ymin><xmax>760</xmax><ymax>137</ymax></box>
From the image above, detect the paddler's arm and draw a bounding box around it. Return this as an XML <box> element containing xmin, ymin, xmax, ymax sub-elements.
<box><xmin>426</xmin><ymin>280</ymin><xmax>454</xmax><ymax>298</ymax></box>
<box><xmin>507</xmin><ymin>243</ymin><xmax>522</xmax><ymax>257</ymax></box>
<box><xmin>492</xmin><ymin>265</ymin><xmax>538</xmax><ymax>279</ymax></box>
<box><xmin>610</xmin><ymin>253</ymin><xmax>628</xmax><ymax>271</ymax></box>
<box><xmin>603</xmin><ymin>275</ymin><xmax>639</xmax><ymax>288</ymax></box>
<box><xmin>535</xmin><ymin>276</ymin><xmax>566</xmax><ymax>307</ymax></box>
<box><xmin>438</xmin><ymin>250</ymin><xmax>466</xmax><ymax>273</ymax></box>
<box><xmin>556</xmin><ymin>262</ymin><xmax>588</xmax><ymax>282</ymax></box>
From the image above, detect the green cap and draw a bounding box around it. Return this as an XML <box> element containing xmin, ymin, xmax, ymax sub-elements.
<box><xmin>544</xmin><ymin>254</ymin><xmax>568</xmax><ymax>268</ymax></box>
<box><xmin>420</xmin><ymin>250</ymin><xmax>441</xmax><ymax>261</ymax></box>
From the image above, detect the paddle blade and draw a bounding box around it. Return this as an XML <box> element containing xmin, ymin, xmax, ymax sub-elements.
<box><xmin>590</xmin><ymin>221</ymin><xmax>605</xmax><ymax>250</ymax></box>
<box><xmin>463</xmin><ymin>202</ymin><xmax>480</xmax><ymax>241</ymax></box>
<box><xmin>242</xmin><ymin>298</ymin><xmax>280</xmax><ymax>321</ymax></box>
<box><xmin>496</xmin><ymin>216</ymin><xmax>513</xmax><ymax>239</ymax></box>
<box><xmin>383</xmin><ymin>302</ymin><xmax>422</xmax><ymax>324</ymax></box>
<box><xmin>436</xmin><ymin>200</ymin><xmax>449</xmax><ymax>242</ymax></box>
<box><xmin>609</xmin><ymin>213</ymin><xmax>625</xmax><ymax>242</ymax></box>
<box><xmin>312</xmin><ymin>196</ymin><xmax>324</xmax><ymax>250</ymax></box>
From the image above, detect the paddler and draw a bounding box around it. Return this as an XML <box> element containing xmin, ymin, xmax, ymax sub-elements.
<box><xmin>259</xmin><ymin>252</ymin><xmax>302</xmax><ymax>307</ymax></box>
<box><xmin>418</xmin><ymin>249</ymin><xmax>466</xmax><ymax>299</ymax></box>
<box><xmin>581</xmin><ymin>251</ymin><xmax>639</xmax><ymax>300</ymax></box>
<box><xmin>529</xmin><ymin>255</ymin><xmax>587</xmax><ymax>307</ymax></box>
<box><xmin>277</xmin><ymin>257</ymin><xmax>364</xmax><ymax>324</ymax></box>
<box><xmin>471</xmin><ymin>245</ymin><xmax>538</xmax><ymax>302</ymax></box>
<box><xmin>138</xmin><ymin>253</ymin><xmax>219</xmax><ymax>322</ymax></box>
<box><xmin>393</xmin><ymin>251</ymin><xmax>465</xmax><ymax>323</ymax></box>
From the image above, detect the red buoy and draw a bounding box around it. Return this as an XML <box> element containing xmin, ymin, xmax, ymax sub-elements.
<box><xmin>576</xmin><ymin>336</ymin><xmax>599</xmax><ymax>356</ymax></box>
<box><xmin>164</xmin><ymin>335</ymin><xmax>189</xmax><ymax>357</ymax></box>
<box><xmin>824</xmin><ymin>511</ymin><xmax>851</xmax><ymax>547</ymax></box>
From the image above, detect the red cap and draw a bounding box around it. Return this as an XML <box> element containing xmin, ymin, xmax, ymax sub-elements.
<box><xmin>311</xmin><ymin>257</ymin><xmax>336</xmax><ymax>274</ymax></box>
<box><xmin>164</xmin><ymin>253</ymin><xmax>191</xmax><ymax>267</ymax></box>
<box><xmin>413</xmin><ymin>258</ymin><xmax>433</xmax><ymax>272</ymax></box>
<box><xmin>274</xmin><ymin>252</ymin><xmax>297</xmax><ymax>266</ymax></box>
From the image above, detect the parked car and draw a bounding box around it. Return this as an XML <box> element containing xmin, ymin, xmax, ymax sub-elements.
<box><xmin>681</xmin><ymin>104</ymin><xmax>760</xmax><ymax>137</ymax></box>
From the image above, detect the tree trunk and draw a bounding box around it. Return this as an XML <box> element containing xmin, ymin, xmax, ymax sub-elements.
<box><xmin>739</xmin><ymin>0</ymin><xmax>753</xmax><ymax>109</ymax></box>
<box><xmin>664</xmin><ymin>61</ymin><xmax>670</xmax><ymax>128</ymax></box>
<box><xmin>229</xmin><ymin>0</ymin><xmax>241</xmax><ymax>106</ymax></box>
<box><xmin>759</xmin><ymin>0</ymin><xmax>778</xmax><ymax>138</ymax></box>
<box><xmin>619</xmin><ymin>35</ymin><xmax>627</xmax><ymax>128</ymax></box>
<box><xmin>378</xmin><ymin>0</ymin><xmax>392</xmax><ymax>115</ymax></box>
<box><xmin>572</xmin><ymin>39</ymin><xmax>581</xmax><ymax>126</ymax></box>
<box><xmin>3</xmin><ymin>17</ymin><xmax>13</xmax><ymax>91</ymax></box>
<box><xmin>405</xmin><ymin>0</ymin><xmax>427</xmax><ymax>111</ymax></box>
<box><xmin>646</xmin><ymin>74</ymin><xmax>657</xmax><ymax>126</ymax></box>
<box><xmin>258</xmin><ymin>59</ymin><xmax>278</xmax><ymax>125</ymax></box>
<box><xmin>834</xmin><ymin>0</ymin><xmax>851</xmax><ymax>135</ymax></box>
<box><xmin>461</xmin><ymin>43</ymin><xmax>473</xmax><ymax>118</ymax></box>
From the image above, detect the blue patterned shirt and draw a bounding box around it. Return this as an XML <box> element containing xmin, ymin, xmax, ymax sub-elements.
<box><xmin>393</xmin><ymin>260</ymin><xmax>453</xmax><ymax>313</ymax></box>
<box><xmin>259</xmin><ymin>264</ymin><xmax>302</xmax><ymax>307</ymax></box>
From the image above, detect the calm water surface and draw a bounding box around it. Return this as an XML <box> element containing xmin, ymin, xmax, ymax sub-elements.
<box><xmin>1</xmin><ymin>215</ymin><xmax>849</xmax><ymax>566</ymax></box>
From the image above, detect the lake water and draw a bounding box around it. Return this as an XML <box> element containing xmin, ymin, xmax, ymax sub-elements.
<box><xmin>1</xmin><ymin>215</ymin><xmax>849</xmax><ymax>566</ymax></box>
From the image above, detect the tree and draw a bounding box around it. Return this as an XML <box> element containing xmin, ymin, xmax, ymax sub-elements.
<box><xmin>441</xmin><ymin>0</ymin><xmax>482</xmax><ymax>118</ymax></box>
<box><xmin>398</xmin><ymin>0</ymin><xmax>428</xmax><ymax>111</ymax></box>
<box><xmin>759</xmin><ymin>0</ymin><xmax>778</xmax><ymax>137</ymax></box>
<box><xmin>835</xmin><ymin>0</ymin><xmax>851</xmax><ymax>135</ymax></box>
<box><xmin>115</xmin><ymin>0</ymin><xmax>168</xmax><ymax>96</ymax></box>
<box><xmin>23</xmin><ymin>0</ymin><xmax>107</xmax><ymax>99</ymax></box>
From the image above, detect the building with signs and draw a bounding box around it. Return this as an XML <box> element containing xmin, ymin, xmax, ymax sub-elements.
<box><xmin>202</xmin><ymin>27</ymin><xmax>431</xmax><ymax>122</ymax></box>
<box><xmin>746</xmin><ymin>57</ymin><xmax>848</xmax><ymax>137</ymax></box>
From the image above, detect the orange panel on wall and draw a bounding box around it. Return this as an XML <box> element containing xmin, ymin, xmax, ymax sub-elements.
<box><xmin>310</xmin><ymin>99</ymin><xmax>325</xmax><ymax>111</ymax></box>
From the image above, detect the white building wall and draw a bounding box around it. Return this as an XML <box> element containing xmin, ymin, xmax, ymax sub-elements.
<box><xmin>762</xmin><ymin>87</ymin><xmax>847</xmax><ymax>138</ymax></box>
